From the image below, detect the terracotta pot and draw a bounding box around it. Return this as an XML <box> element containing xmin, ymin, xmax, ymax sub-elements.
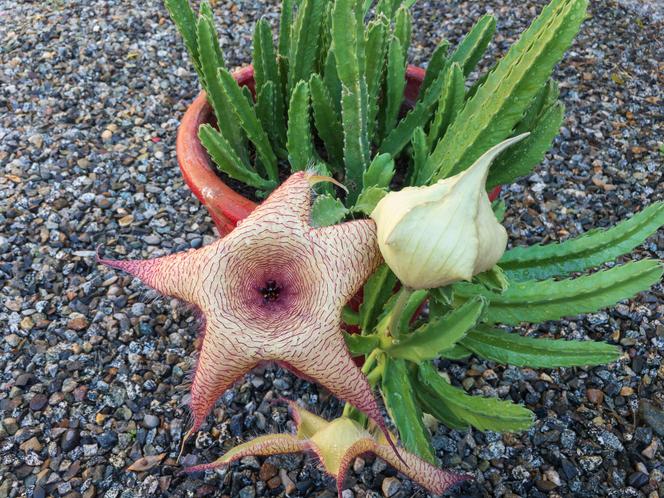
<box><xmin>177</xmin><ymin>66</ymin><xmax>257</xmax><ymax>236</ymax></box>
<box><xmin>178</xmin><ymin>65</ymin><xmax>505</xmax><ymax>235</ymax></box>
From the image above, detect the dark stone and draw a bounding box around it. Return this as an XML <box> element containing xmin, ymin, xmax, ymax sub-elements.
<box><xmin>561</xmin><ymin>459</ymin><xmax>578</xmax><ymax>480</ymax></box>
<box><xmin>238</xmin><ymin>485</ymin><xmax>256</xmax><ymax>498</ymax></box>
<box><xmin>535</xmin><ymin>479</ymin><xmax>558</xmax><ymax>492</ymax></box>
<box><xmin>230</xmin><ymin>414</ymin><xmax>244</xmax><ymax>437</ymax></box>
<box><xmin>96</xmin><ymin>431</ymin><xmax>118</xmax><ymax>449</ymax></box>
<box><xmin>641</xmin><ymin>401</ymin><xmax>664</xmax><ymax>437</ymax></box>
<box><xmin>627</xmin><ymin>472</ymin><xmax>648</xmax><ymax>488</ymax></box>
<box><xmin>295</xmin><ymin>479</ymin><xmax>313</xmax><ymax>494</ymax></box>
<box><xmin>432</xmin><ymin>435</ymin><xmax>457</xmax><ymax>453</ymax></box>
<box><xmin>604</xmin><ymin>382</ymin><xmax>620</xmax><ymax>397</ymax></box>
<box><xmin>15</xmin><ymin>465</ymin><xmax>33</xmax><ymax>479</ymax></box>
<box><xmin>631</xmin><ymin>356</ymin><xmax>645</xmax><ymax>374</ymax></box>
<box><xmin>15</xmin><ymin>373</ymin><xmax>35</xmax><ymax>387</ymax></box>
<box><xmin>142</xmin><ymin>414</ymin><xmax>159</xmax><ymax>429</ymax></box>
<box><xmin>138</xmin><ymin>322</ymin><xmax>152</xmax><ymax>336</ymax></box>
<box><xmin>61</xmin><ymin>429</ymin><xmax>79</xmax><ymax>452</ymax></box>
<box><xmin>29</xmin><ymin>394</ymin><xmax>48</xmax><ymax>411</ymax></box>
<box><xmin>135</xmin><ymin>428</ymin><xmax>147</xmax><ymax>446</ymax></box>
<box><xmin>635</xmin><ymin>426</ymin><xmax>653</xmax><ymax>445</ymax></box>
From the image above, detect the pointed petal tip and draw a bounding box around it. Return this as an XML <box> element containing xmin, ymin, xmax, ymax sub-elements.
<box><xmin>440</xmin><ymin>470</ymin><xmax>474</xmax><ymax>494</ymax></box>
<box><xmin>271</xmin><ymin>397</ymin><xmax>303</xmax><ymax>424</ymax></box>
<box><xmin>512</xmin><ymin>131</ymin><xmax>531</xmax><ymax>142</ymax></box>
<box><xmin>183</xmin><ymin>461</ymin><xmax>226</xmax><ymax>474</ymax></box>
<box><xmin>485</xmin><ymin>132</ymin><xmax>530</xmax><ymax>163</ymax></box>
<box><xmin>306</xmin><ymin>172</ymin><xmax>348</xmax><ymax>193</ymax></box>
<box><xmin>96</xmin><ymin>255</ymin><xmax>140</xmax><ymax>275</ymax></box>
<box><xmin>449</xmin><ymin>470</ymin><xmax>474</xmax><ymax>486</ymax></box>
<box><xmin>467</xmin><ymin>132</ymin><xmax>532</xmax><ymax>178</ymax></box>
<box><xmin>437</xmin><ymin>470</ymin><xmax>474</xmax><ymax>494</ymax></box>
<box><xmin>272</xmin><ymin>396</ymin><xmax>295</xmax><ymax>407</ymax></box>
<box><xmin>374</xmin><ymin>418</ymin><xmax>408</xmax><ymax>468</ymax></box>
<box><xmin>95</xmin><ymin>245</ymin><xmax>137</xmax><ymax>273</ymax></box>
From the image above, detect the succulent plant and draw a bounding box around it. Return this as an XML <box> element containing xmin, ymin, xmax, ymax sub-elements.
<box><xmin>166</xmin><ymin>0</ymin><xmax>581</xmax><ymax>219</ymax></box>
<box><xmin>147</xmin><ymin>0</ymin><xmax>664</xmax><ymax>473</ymax></box>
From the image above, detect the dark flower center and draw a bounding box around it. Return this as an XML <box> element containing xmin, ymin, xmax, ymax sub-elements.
<box><xmin>259</xmin><ymin>280</ymin><xmax>282</xmax><ymax>303</ymax></box>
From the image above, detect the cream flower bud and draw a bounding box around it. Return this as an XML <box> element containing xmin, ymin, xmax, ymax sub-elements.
<box><xmin>371</xmin><ymin>134</ymin><xmax>528</xmax><ymax>290</ymax></box>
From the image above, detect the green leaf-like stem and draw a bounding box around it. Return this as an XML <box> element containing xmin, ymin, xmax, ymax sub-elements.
<box><xmin>286</xmin><ymin>81</ymin><xmax>315</xmax><ymax>172</ymax></box>
<box><xmin>449</xmin><ymin>14</ymin><xmax>496</xmax><ymax>76</ymax></box>
<box><xmin>199</xmin><ymin>125</ymin><xmax>275</xmax><ymax>190</ymax></box>
<box><xmin>359</xmin><ymin>264</ymin><xmax>397</xmax><ymax>333</ymax></box>
<box><xmin>217</xmin><ymin>68</ymin><xmax>279</xmax><ymax>181</ymax></box>
<box><xmin>382</xmin><ymin>357</ymin><xmax>437</xmax><ymax>463</ymax></box>
<box><xmin>455</xmin><ymin>259</ymin><xmax>664</xmax><ymax>324</ymax></box>
<box><xmin>417</xmin><ymin>362</ymin><xmax>534</xmax><ymax>432</ymax></box>
<box><xmin>311</xmin><ymin>193</ymin><xmax>349</xmax><ymax>227</ymax></box>
<box><xmin>344</xmin><ymin>332</ymin><xmax>380</xmax><ymax>356</ymax></box>
<box><xmin>429</xmin><ymin>0</ymin><xmax>588</xmax><ymax>180</ymax></box>
<box><xmin>387</xmin><ymin>297</ymin><xmax>486</xmax><ymax>362</ymax></box>
<box><xmin>461</xmin><ymin>326</ymin><xmax>620</xmax><ymax>368</ymax></box>
<box><xmin>500</xmin><ymin>202</ymin><xmax>664</xmax><ymax>281</ymax></box>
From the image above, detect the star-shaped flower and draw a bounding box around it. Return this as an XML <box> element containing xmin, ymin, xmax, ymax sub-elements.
<box><xmin>99</xmin><ymin>172</ymin><xmax>391</xmax><ymax>445</ymax></box>
<box><xmin>186</xmin><ymin>400</ymin><xmax>469</xmax><ymax>497</ymax></box>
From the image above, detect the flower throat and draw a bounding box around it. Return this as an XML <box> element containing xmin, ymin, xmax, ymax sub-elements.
<box><xmin>260</xmin><ymin>279</ymin><xmax>282</xmax><ymax>303</ymax></box>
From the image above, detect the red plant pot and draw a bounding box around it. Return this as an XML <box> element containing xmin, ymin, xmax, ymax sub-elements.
<box><xmin>177</xmin><ymin>64</ymin><xmax>502</xmax><ymax>236</ymax></box>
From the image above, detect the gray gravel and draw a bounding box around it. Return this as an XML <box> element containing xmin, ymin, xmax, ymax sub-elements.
<box><xmin>1</xmin><ymin>0</ymin><xmax>662</xmax><ymax>497</ymax></box>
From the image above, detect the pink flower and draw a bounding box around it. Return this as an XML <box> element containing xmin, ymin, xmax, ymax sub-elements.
<box><xmin>99</xmin><ymin>173</ymin><xmax>394</xmax><ymax>447</ymax></box>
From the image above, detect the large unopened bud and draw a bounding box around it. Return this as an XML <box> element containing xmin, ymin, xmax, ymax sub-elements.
<box><xmin>371</xmin><ymin>134</ymin><xmax>528</xmax><ymax>289</ymax></box>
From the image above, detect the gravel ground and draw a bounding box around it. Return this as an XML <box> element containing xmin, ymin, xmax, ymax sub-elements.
<box><xmin>1</xmin><ymin>0</ymin><xmax>663</xmax><ymax>497</ymax></box>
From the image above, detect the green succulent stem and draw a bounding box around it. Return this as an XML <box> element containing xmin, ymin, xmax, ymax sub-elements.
<box><xmin>366</xmin><ymin>358</ymin><xmax>386</xmax><ymax>385</ymax></box>
<box><xmin>341</xmin><ymin>306</ymin><xmax>361</xmax><ymax>325</ymax></box>
<box><xmin>388</xmin><ymin>286</ymin><xmax>415</xmax><ymax>340</ymax></box>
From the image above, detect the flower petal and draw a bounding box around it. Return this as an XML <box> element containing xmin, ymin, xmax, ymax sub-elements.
<box><xmin>374</xmin><ymin>443</ymin><xmax>471</xmax><ymax>495</ymax></box>
<box><xmin>335</xmin><ymin>438</ymin><xmax>377</xmax><ymax>497</ymax></box>
<box><xmin>97</xmin><ymin>247</ymin><xmax>205</xmax><ymax>302</ymax></box>
<box><xmin>240</xmin><ymin>171</ymin><xmax>313</xmax><ymax>227</ymax></box>
<box><xmin>185</xmin><ymin>434</ymin><xmax>308</xmax><ymax>473</ymax></box>
<box><xmin>280</xmin><ymin>334</ymin><xmax>393</xmax><ymax>452</ymax></box>
<box><xmin>381</xmin><ymin>189</ymin><xmax>481</xmax><ymax>288</ymax></box>
<box><xmin>187</xmin><ymin>319</ymin><xmax>258</xmax><ymax>435</ymax></box>
<box><xmin>100</xmin><ymin>172</ymin><xmax>397</xmax><ymax>464</ymax></box>
<box><xmin>474</xmin><ymin>192</ymin><xmax>507</xmax><ymax>274</ymax></box>
<box><xmin>371</xmin><ymin>134</ymin><xmax>527</xmax><ymax>289</ymax></box>
<box><xmin>313</xmin><ymin>219</ymin><xmax>382</xmax><ymax>306</ymax></box>
<box><xmin>309</xmin><ymin>419</ymin><xmax>373</xmax><ymax>478</ymax></box>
